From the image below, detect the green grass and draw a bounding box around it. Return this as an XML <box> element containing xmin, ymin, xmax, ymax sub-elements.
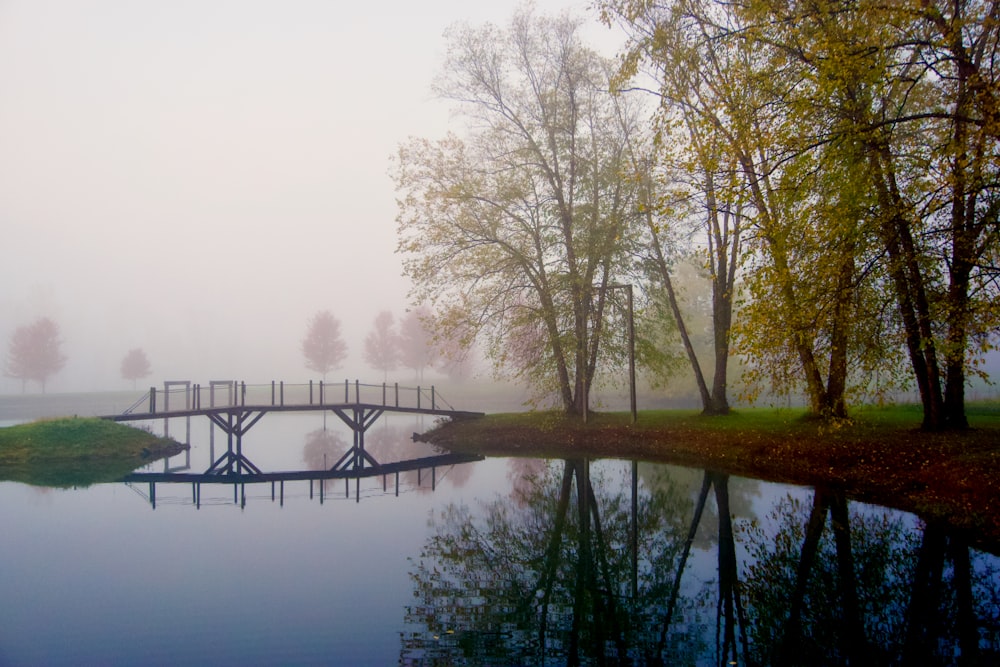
<box><xmin>427</xmin><ymin>402</ymin><xmax>1000</xmax><ymax>551</ymax></box>
<box><xmin>464</xmin><ymin>404</ymin><xmax>931</xmax><ymax>438</ymax></box>
<box><xmin>0</xmin><ymin>417</ymin><xmax>185</xmax><ymax>487</ymax></box>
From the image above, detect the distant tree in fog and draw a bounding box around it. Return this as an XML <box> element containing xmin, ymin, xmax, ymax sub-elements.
<box><xmin>398</xmin><ymin>306</ymin><xmax>437</xmax><ymax>383</ymax></box>
<box><xmin>4</xmin><ymin>317</ymin><xmax>66</xmax><ymax>393</ymax></box>
<box><xmin>363</xmin><ymin>311</ymin><xmax>400</xmax><ymax>381</ymax></box>
<box><xmin>302</xmin><ymin>310</ymin><xmax>347</xmax><ymax>379</ymax></box>
<box><xmin>120</xmin><ymin>348</ymin><xmax>152</xmax><ymax>389</ymax></box>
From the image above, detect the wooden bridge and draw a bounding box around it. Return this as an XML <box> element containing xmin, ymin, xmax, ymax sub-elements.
<box><xmin>102</xmin><ymin>380</ymin><xmax>484</xmax><ymax>476</ymax></box>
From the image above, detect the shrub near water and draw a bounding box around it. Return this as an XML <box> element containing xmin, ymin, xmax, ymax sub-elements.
<box><xmin>0</xmin><ymin>417</ymin><xmax>185</xmax><ymax>487</ymax></box>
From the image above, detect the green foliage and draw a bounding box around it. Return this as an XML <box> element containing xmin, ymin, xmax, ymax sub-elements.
<box><xmin>0</xmin><ymin>417</ymin><xmax>184</xmax><ymax>487</ymax></box>
<box><xmin>393</xmin><ymin>7</ymin><xmax>646</xmax><ymax>414</ymax></box>
<box><xmin>601</xmin><ymin>0</ymin><xmax>1000</xmax><ymax>426</ymax></box>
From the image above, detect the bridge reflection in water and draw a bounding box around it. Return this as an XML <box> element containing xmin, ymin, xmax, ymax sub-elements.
<box><xmin>121</xmin><ymin>451</ymin><xmax>484</xmax><ymax>509</ymax></box>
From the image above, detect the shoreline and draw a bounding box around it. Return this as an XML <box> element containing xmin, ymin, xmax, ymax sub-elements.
<box><xmin>422</xmin><ymin>409</ymin><xmax>1000</xmax><ymax>554</ymax></box>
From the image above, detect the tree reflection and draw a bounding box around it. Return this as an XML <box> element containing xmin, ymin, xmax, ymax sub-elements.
<box><xmin>741</xmin><ymin>492</ymin><xmax>1000</xmax><ymax>666</ymax></box>
<box><xmin>404</xmin><ymin>459</ymin><xmax>1000</xmax><ymax>665</ymax></box>
<box><xmin>404</xmin><ymin>459</ymin><xmax>706</xmax><ymax>664</ymax></box>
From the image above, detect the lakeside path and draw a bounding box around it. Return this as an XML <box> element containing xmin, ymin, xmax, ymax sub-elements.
<box><xmin>421</xmin><ymin>408</ymin><xmax>1000</xmax><ymax>554</ymax></box>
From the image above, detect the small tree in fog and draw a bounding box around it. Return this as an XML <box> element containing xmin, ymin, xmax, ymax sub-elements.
<box><xmin>363</xmin><ymin>311</ymin><xmax>400</xmax><ymax>381</ymax></box>
<box><xmin>120</xmin><ymin>348</ymin><xmax>152</xmax><ymax>389</ymax></box>
<box><xmin>302</xmin><ymin>310</ymin><xmax>347</xmax><ymax>379</ymax></box>
<box><xmin>398</xmin><ymin>306</ymin><xmax>437</xmax><ymax>383</ymax></box>
<box><xmin>4</xmin><ymin>317</ymin><xmax>66</xmax><ymax>393</ymax></box>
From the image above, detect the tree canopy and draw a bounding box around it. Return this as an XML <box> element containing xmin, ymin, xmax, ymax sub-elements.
<box><xmin>602</xmin><ymin>0</ymin><xmax>1000</xmax><ymax>427</ymax></box>
<box><xmin>394</xmin><ymin>7</ymin><xmax>646</xmax><ymax>414</ymax></box>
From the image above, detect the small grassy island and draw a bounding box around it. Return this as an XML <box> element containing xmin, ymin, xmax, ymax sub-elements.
<box><xmin>0</xmin><ymin>417</ymin><xmax>187</xmax><ymax>487</ymax></box>
<box><xmin>422</xmin><ymin>404</ymin><xmax>1000</xmax><ymax>553</ymax></box>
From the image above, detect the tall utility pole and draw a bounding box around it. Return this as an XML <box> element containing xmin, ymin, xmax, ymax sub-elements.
<box><xmin>586</xmin><ymin>283</ymin><xmax>637</xmax><ymax>424</ymax></box>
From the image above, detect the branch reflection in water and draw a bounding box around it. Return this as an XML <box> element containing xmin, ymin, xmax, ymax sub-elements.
<box><xmin>404</xmin><ymin>458</ymin><xmax>1000</xmax><ymax>666</ymax></box>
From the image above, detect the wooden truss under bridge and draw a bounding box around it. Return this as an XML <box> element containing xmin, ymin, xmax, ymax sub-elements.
<box><xmin>102</xmin><ymin>380</ymin><xmax>484</xmax><ymax>475</ymax></box>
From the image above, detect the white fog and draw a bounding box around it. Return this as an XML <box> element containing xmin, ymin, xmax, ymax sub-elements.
<box><xmin>0</xmin><ymin>0</ymin><xmax>621</xmax><ymax>392</ymax></box>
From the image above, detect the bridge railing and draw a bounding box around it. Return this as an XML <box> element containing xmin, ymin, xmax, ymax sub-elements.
<box><xmin>128</xmin><ymin>380</ymin><xmax>459</xmax><ymax>415</ymax></box>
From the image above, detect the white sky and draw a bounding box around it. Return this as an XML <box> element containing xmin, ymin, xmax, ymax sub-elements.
<box><xmin>0</xmin><ymin>0</ymin><xmax>624</xmax><ymax>392</ymax></box>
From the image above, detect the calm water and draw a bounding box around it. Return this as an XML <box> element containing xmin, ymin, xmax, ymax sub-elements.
<box><xmin>1</xmin><ymin>409</ymin><xmax>998</xmax><ymax>665</ymax></box>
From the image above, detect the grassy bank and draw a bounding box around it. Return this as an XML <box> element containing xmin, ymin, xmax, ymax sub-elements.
<box><xmin>423</xmin><ymin>404</ymin><xmax>1000</xmax><ymax>553</ymax></box>
<box><xmin>0</xmin><ymin>417</ymin><xmax>187</xmax><ymax>487</ymax></box>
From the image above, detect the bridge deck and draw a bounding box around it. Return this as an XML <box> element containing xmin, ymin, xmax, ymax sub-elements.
<box><xmin>101</xmin><ymin>380</ymin><xmax>484</xmax><ymax>422</ymax></box>
<box><xmin>103</xmin><ymin>401</ymin><xmax>483</xmax><ymax>422</ymax></box>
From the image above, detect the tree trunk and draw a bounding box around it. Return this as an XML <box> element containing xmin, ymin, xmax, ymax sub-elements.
<box><xmin>942</xmin><ymin>61</ymin><xmax>975</xmax><ymax>430</ymax></box>
<box><xmin>707</xmin><ymin>201</ymin><xmax>738</xmax><ymax>416</ymax></box>
<box><xmin>647</xmin><ymin>210</ymin><xmax>713</xmax><ymax>412</ymax></box>
<box><xmin>823</xmin><ymin>252</ymin><xmax>855</xmax><ymax>419</ymax></box>
<box><xmin>866</xmin><ymin>146</ymin><xmax>945</xmax><ymax>429</ymax></box>
<box><xmin>709</xmin><ymin>282</ymin><xmax>732</xmax><ymax>415</ymax></box>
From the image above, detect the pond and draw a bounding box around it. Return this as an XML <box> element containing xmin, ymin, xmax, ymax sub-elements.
<box><xmin>0</xmin><ymin>409</ymin><xmax>998</xmax><ymax>665</ymax></box>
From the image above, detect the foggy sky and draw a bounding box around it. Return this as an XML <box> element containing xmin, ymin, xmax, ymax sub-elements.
<box><xmin>0</xmin><ymin>0</ymin><xmax>621</xmax><ymax>392</ymax></box>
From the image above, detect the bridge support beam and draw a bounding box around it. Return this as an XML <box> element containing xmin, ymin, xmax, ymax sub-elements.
<box><xmin>204</xmin><ymin>410</ymin><xmax>267</xmax><ymax>475</ymax></box>
<box><xmin>329</xmin><ymin>407</ymin><xmax>384</xmax><ymax>472</ymax></box>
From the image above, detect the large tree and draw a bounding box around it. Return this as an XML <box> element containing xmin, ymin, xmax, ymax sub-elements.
<box><xmin>301</xmin><ymin>310</ymin><xmax>347</xmax><ymax>380</ymax></box>
<box><xmin>605</xmin><ymin>0</ymin><xmax>879</xmax><ymax>418</ymax></box>
<box><xmin>394</xmin><ymin>7</ymin><xmax>644</xmax><ymax>415</ymax></box>
<box><xmin>605</xmin><ymin>0</ymin><xmax>1000</xmax><ymax>425</ymax></box>
<box><xmin>732</xmin><ymin>0</ymin><xmax>1000</xmax><ymax>428</ymax></box>
<box><xmin>618</xmin><ymin>94</ymin><xmax>743</xmax><ymax>415</ymax></box>
<box><xmin>5</xmin><ymin>317</ymin><xmax>66</xmax><ymax>393</ymax></box>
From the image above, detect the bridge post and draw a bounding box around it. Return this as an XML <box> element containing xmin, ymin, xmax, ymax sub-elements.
<box><xmin>149</xmin><ymin>387</ymin><xmax>157</xmax><ymax>414</ymax></box>
<box><xmin>309</xmin><ymin>380</ymin><xmax>314</xmax><ymax>405</ymax></box>
<box><xmin>395</xmin><ymin>383</ymin><xmax>399</xmax><ymax>407</ymax></box>
<box><xmin>432</xmin><ymin>386</ymin><xmax>436</xmax><ymax>410</ymax></box>
<box><xmin>344</xmin><ymin>379</ymin><xmax>349</xmax><ymax>402</ymax></box>
<box><xmin>355</xmin><ymin>380</ymin><xmax>360</xmax><ymax>403</ymax></box>
<box><xmin>417</xmin><ymin>387</ymin><xmax>421</xmax><ymax>410</ymax></box>
<box><xmin>319</xmin><ymin>380</ymin><xmax>324</xmax><ymax>405</ymax></box>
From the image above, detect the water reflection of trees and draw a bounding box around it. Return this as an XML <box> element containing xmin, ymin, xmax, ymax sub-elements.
<box><xmin>744</xmin><ymin>493</ymin><xmax>1000</xmax><ymax>666</ymax></box>
<box><xmin>403</xmin><ymin>459</ymin><xmax>1000</xmax><ymax>665</ymax></box>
